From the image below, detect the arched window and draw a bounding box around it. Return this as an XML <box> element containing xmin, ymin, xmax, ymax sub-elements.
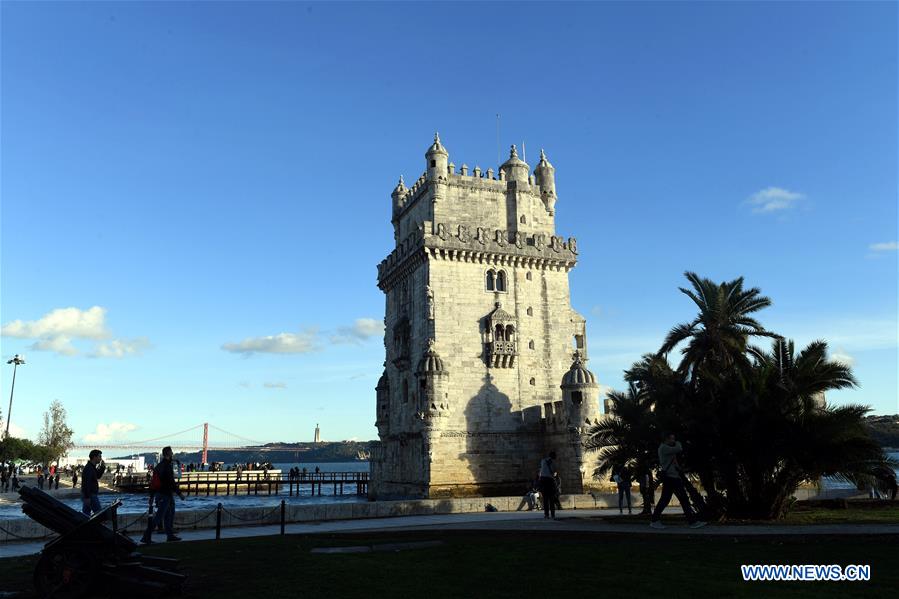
<box><xmin>505</xmin><ymin>325</ymin><xmax>515</xmax><ymax>342</ymax></box>
<box><xmin>526</xmin><ymin>307</ymin><xmax>533</xmax><ymax>316</ymax></box>
<box><xmin>529</xmin><ymin>377</ymin><xmax>536</xmax><ymax>386</ymax></box>
<box><xmin>520</xmin><ymin>215</ymin><xmax>526</xmax><ymax>224</ymax></box>
<box><xmin>486</xmin><ymin>270</ymin><xmax>495</xmax><ymax>291</ymax></box>
<box><xmin>526</xmin><ymin>271</ymin><xmax>532</xmax><ymax>281</ymax></box>
<box><xmin>494</xmin><ymin>324</ymin><xmax>505</xmax><ymax>341</ymax></box>
<box><xmin>528</xmin><ymin>340</ymin><xmax>535</xmax><ymax>350</ymax></box>
<box><xmin>496</xmin><ymin>270</ymin><xmax>507</xmax><ymax>292</ymax></box>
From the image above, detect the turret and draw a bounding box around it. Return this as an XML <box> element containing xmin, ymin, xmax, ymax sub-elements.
<box><xmin>534</xmin><ymin>149</ymin><xmax>557</xmax><ymax>215</ymax></box>
<box><xmin>560</xmin><ymin>351</ymin><xmax>599</xmax><ymax>428</ymax></box>
<box><xmin>499</xmin><ymin>145</ymin><xmax>529</xmax><ymax>183</ymax></box>
<box><xmin>425</xmin><ymin>132</ymin><xmax>449</xmax><ymax>181</ymax></box>
<box><xmin>391</xmin><ymin>175</ymin><xmax>408</xmax><ymax>217</ymax></box>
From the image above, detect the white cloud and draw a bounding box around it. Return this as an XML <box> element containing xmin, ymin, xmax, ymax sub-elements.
<box><xmin>263</xmin><ymin>382</ymin><xmax>287</xmax><ymax>389</ymax></box>
<box><xmin>225</xmin><ymin>318</ymin><xmax>383</xmax><ymax>356</ymax></box>
<box><xmin>83</xmin><ymin>422</ymin><xmax>138</xmax><ymax>443</ymax></box>
<box><xmin>2</xmin><ymin>306</ymin><xmax>147</xmax><ymax>358</ymax></box>
<box><xmin>830</xmin><ymin>348</ymin><xmax>855</xmax><ymax>367</ymax></box>
<box><xmin>237</xmin><ymin>381</ymin><xmax>251</xmax><ymax>388</ymax></box>
<box><xmin>330</xmin><ymin>318</ymin><xmax>384</xmax><ymax>344</ymax></box>
<box><xmin>2</xmin><ymin>306</ymin><xmax>109</xmax><ymax>339</ymax></box>
<box><xmin>869</xmin><ymin>241</ymin><xmax>898</xmax><ymax>252</ymax></box>
<box><xmin>89</xmin><ymin>337</ymin><xmax>150</xmax><ymax>359</ymax></box>
<box><xmin>30</xmin><ymin>335</ymin><xmax>79</xmax><ymax>356</ymax></box>
<box><xmin>222</xmin><ymin>329</ymin><xmax>319</xmax><ymax>355</ymax></box>
<box><xmin>746</xmin><ymin>187</ymin><xmax>804</xmax><ymax>213</ymax></box>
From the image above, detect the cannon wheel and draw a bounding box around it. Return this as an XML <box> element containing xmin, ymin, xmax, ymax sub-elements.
<box><xmin>33</xmin><ymin>548</ymin><xmax>99</xmax><ymax>599</ymax></box>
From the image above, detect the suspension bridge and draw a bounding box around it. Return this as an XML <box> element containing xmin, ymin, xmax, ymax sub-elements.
<box><xmin>71</xmin><ymin>423</ymin><xmax>297</xmax><ymax>463</ymax></box>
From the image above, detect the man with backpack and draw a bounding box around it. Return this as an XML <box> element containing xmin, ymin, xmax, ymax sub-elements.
<box><xmin>538</xmin><ymin>451</ymin><xmax>559</xmax><ymax>520</ymax></box>
<box><xmin>650</xmin><ymin>433</ymin><xmax>707</xmax><ymax>529</ymax></box>
<box><xmin>140</xmin><ymin>446</ymin><xmax>184</xmax><ymax>544</ymax></box>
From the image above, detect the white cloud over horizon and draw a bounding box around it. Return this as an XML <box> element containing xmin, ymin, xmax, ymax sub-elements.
<box><xmin>224</xmin><ymin>318</ymin><xmax>383</xmax><ymax>356</ymax></box>
<box><xmin>90</xmin><ymin>337</ymin><xmax>151</xmax><ymax>359</ymax></box>
<box><xmin>330</xmin><ymin>318</ymin><xmax>385</xmax><ymax>344</ymax></box>
<box><xmin>83</xmin><ymin>421</ymin><xmax>138</xmax><ymax>443</ymax></box>
<box><xmin>746</xmin><ymin>187</ymin><xmax>804</xmax><ymax>213</ymax></box>
<box><xmin>263</xmin><ymin>382</ymin><xmax>287</xmax><ymax>389</ymax></box>
<box><xmin>222</xmin><ymin>329</ymin><xmax>319</xmax><ymax>355</ymax></box>
<box><xmin>2</xmin><ymin>306</ymin><xmax>148</xmax><ymax>358</ymax></box>
<box><xmin>869</xmin><ymin>241</ymin><xmax>898</xmax><ymax>252</ymax></box>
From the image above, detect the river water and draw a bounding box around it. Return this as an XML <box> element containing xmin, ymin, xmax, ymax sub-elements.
<box><xmin>0</xmin><ymin>461</ymin><xmax>369</xmax><ymax>518</ymax></box>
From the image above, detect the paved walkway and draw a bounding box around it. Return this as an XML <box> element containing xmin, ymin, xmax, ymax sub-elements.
<box><xmin>2</xmin><ymin>508</ymin><xmax>897</xmax><ymax>558</ymax></box>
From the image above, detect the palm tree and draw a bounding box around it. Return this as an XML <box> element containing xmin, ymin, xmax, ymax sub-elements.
<box><xmin>658</xmin><ymin>271</ymin><xmax>780</xmax><ymax>385</ymax></box>
<box><xmin>585</xmin><ymin>382</ymin><xmax>659</xmax><ymax>480</ymax></box>
<box><xmin>718</xmin><ymin>338</ymin><xmax>889</xmax><ymax>519</ymax></box>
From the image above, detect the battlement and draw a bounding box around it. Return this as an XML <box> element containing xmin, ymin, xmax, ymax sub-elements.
<box><xmin>376</xmin><ymin>222</ymin><xmax>578</xmax><ymax>290</ymax></box>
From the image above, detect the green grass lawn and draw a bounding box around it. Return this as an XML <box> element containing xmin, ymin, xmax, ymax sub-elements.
<box><xmin>1</xmin><ymin>530</ymin><xmax>897</xmax><ymax>598</ymax></box>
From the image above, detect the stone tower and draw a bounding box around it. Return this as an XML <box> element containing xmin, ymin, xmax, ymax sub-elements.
<box><xmin>370</xmin><ymin>134</ymin><xmax>599</xmax><ymax>499</ymax></box>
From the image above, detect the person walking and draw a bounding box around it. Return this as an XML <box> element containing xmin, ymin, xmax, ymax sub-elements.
<box><xmin>80</xmin><ymin>450</ymin><xmax>106</xmax><ymax>516</ymax></box>
<box><xmin>538</xmin><ymin>451</ymin><xmax>558</xmax><ymax>520</ymax></box>
<box><xmin>612</xmin><ymin>463</ymin><xmax>633</xmax><ymax>515</ymax></box>
<box><xmin>650</xmin><ymin>433</ymin><xmax>706</xmax><ymax>529</ymax></box>
<box><xmin>140</xmin><ymin>446</ymin><xmax>184</xmax><ymax>544</ymax></box>
<box><xmin>638</xmin><ymin>468</ymin><xmax>655</xmax><ymax>515</ymax></box>
<box><xmin>72</xmin><ymin>468</ymin><xmax>79</xmax><ymax>489</ymax></box>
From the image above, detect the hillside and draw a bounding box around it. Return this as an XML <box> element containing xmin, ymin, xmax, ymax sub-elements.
<box><xmin>865</xmin><ymin>415</ymin><xmax>899</xmax><ymax>450</ymax></box>
<box><xmin>117</xmin><ymin>440</ymin><xmax>374</xmax><ymax>465</ymax></box>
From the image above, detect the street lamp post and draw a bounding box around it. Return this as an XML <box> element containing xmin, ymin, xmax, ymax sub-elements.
<box><xmin>5</xmin><ymin>354</ymin><xmax>25</xmax><ymax>439</ymax></box>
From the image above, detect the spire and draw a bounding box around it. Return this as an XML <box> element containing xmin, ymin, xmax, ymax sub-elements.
<box><xmin>510</xmin><ymin>144</ymin><xmax>518</xmax><ymax>159</ymax></box>
<box><xmin>393</xmin><ymin>175</ymin><xmax>407</xmax><ymax>195</ymax></box>
<box><xmin>426</xmin><ymin>132</ymin><xmax>448</xmax><ymax>156</ymax></box>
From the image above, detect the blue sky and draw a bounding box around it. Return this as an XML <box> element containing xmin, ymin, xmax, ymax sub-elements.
<box><xmin>2</xmin><ymin>2</ymin><xmax>896</xmax><ymax>450</ymax></box>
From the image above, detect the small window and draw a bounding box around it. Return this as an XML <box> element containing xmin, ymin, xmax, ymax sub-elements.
<box><xmin>526</xmin><ymin>272</ymin><xmax>532</xmax><ymax>281</ymax></box>
<box><xmin>529</xmin><ymin>377</ymin><xmax>536</xmax><ymax>386</ymax></box>
<box><xmin>430</xmin><ymin>160</ymin><xmax>436</xmax><ymax>167</ymax></box>
<box><xmin>574</xmin><ymin>334</ymin><xmax>585</xmax><ymax>349</ymax></box>
<box><xmin>505</xmin><ymin>325</ymin><xmax>515</xmax><ymax>342</ymax></box>
<box><xmin>528</xmin><ymin>340</ymin><xmax>535</xmax><ymax>350</ymax></box>
<box><xmin>486</xmin><ymin>270</ymin><xmax>495</xmax><ymax>291</ymax></box>
<box><xmin>520</xmin><ymin>215</ymin><xmax>526</xmax><ymax>224</ymax></box>
<box><xmin>494</xmin><ymin>324</ymin><xmax>505</xmax><ymax>341</ymax></box>
<box><xmin>496</xmin><ymin>270</ymin><xmax>507</xmax><ymax>292</ymax></box>
<box><xmin>571</xmin><ymin>391</ymin><xmax>583</xmax><ymax>405</ymax></box>
<box><xmin>526</xmin><ymin>307</ymin><xmax>533</xmax><ymax>316</ymax></box>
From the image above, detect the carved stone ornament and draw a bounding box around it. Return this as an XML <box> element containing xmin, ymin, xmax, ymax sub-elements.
<box><xmin>551</xmin><ymin>236</ymin><xmax>562</xmax><ymax>253</ymax></box>
<box><xmin>437</xmin><ymin>223</ymin><xmax>448</xmax><ymax>240</ymax></box>
<box><xmin>476</xmin><ymin>227</ymin><xmax>487</xmax><ymax>245</ymax></box>
<box><xmin>534</xmin><ymin>234</ymin><xmax>545</xmax><ymax>250</ymax></box>
<box><xmin>568</xmin><ymin>237</ymin><xmax>578</xmax><ymax>254</ymax></box>
<box><xmin>496</xmin><ymin>229</ymin><xmax>507</xmax><ymax>247</ymax></box>
<box><xmin>458</xmin><ymin>224</ymin><xmax>471</xmax><ymax>243</ymax></box>
<box><xmin>426</xmin><ymin>286</ymin><xmax>435</xmax><ymax>320</ymax></box>
<box><xmin>514</xmin><ymin>231</ymin><xmax>524</xmax><ymax>248</ymax></box>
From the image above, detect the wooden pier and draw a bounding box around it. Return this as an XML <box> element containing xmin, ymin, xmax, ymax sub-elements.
<box><xmin>115</xmin><ymin>470</ymin><xmax>369</xmax><ymax>497</ymax></box>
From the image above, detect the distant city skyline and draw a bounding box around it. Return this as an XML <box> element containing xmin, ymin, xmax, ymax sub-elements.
<box><xmin>1</xmin><ymin>2</ymin><xmax>896</xmax><ymax>447</ymax></box>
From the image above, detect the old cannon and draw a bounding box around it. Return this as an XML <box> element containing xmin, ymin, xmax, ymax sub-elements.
<box><xmin>19</xmin><ymin>485</ymin><xmax>186</xmax><ymax>598</ymax></box>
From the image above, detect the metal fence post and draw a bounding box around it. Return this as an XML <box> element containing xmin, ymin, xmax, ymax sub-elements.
<box><xmin>215</xmin><ymin>503</ymin><xmax>223</xmax><ymax>540</ymax></box>
<box><xmin>280</xmin><ymin>499</ymin><xmax>286</xmax><ymax>535</ymax></box>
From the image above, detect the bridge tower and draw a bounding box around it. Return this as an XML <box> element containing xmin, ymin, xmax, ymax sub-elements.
<box><xmin>202</xmin><ymin>422</ymin><xmax>209</xmax><ymax>464</ymax></box>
